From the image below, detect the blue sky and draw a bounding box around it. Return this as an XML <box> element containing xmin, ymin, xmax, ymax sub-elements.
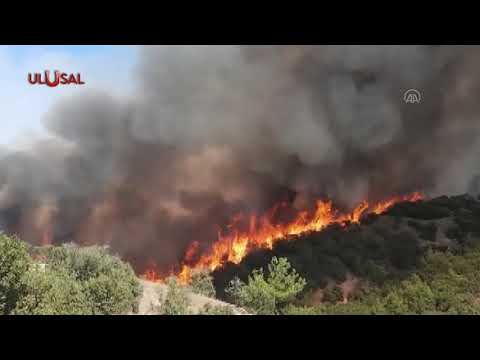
<box><xmin>0</xmin><ymin>45</ymin><xmax>138</xmax><ymax>145</ymax></box>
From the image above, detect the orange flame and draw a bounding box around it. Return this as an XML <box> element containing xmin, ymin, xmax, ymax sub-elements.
<box><xmin>143</xmin><ymin>192</ymin><xmax>424</xmax><ymax>284</ymax></box>
<box><xmin>144</xmin><ymin>269</ymin><xmax>162</xmax><ymax>282</ymax></box>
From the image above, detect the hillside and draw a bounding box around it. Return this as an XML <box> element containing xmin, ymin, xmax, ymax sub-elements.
<box><xmin>211</xmin><ymin>194</ymin><xmax>480</xmax><ymax>314</ymax></box>
<box><xmin>4</xmin><ymin>194</ymin><xmax>480</xmax><ymax>315</ymax></box>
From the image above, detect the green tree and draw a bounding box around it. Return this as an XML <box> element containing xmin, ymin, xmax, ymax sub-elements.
<box><xmin>388</xmin><ymin>231</ymin><xmax>420</xmax><ymax>270</ymax></box>
<box><xmin>398</xmin><ymin>275</ymin><xmax>435</xmax><ymax>314</ymax></box>
<box><xmin>382</xmin><ymin>275</ymin><xmax>435</xmax><ymax>314</ymax></box>
<box><xmin>0</xmin><ymin>234</ymin><xmax>31</xmax><ymax>314</ymax></box>
<box><xmin>160</xmin><ymin>277</ymin><xmax>191</xmax><ymax>315</ymax></box>
<box><xmin>226</xmin><ymin>257</ymin><xmax>306</xmax><ymax>315</ymax></box>
<box><xmin>13</xmin><ymin>267</ymin><xmax>89</xmax><ymax>315</ymax></box>
<box><xmin>429</xmin><ymin>270</ymin><xmax>470</xmax><ymax>313</ymax></box>
<box><xmin>267</xmin><ymin>257</ymin><xmax>307</xmax><ymax>306</ymax></box>
<box><xmin>382</xmin><ymin>290</ymin><xmax>410</xmax><ymax>315</ymax></box>
<box><xmin>363</xmin><ymin>260</ymin><xmax>388</xmax><ymax>284</ymax></box>
<box><xmin>190</xmin><ymin>270</ymin><xmax>216</xmax><ymax>298</ymax></box>
<box><xmin>226</xmin><ymin>271</ymin><xmax>276</xmax><ymax>315</ymax></box>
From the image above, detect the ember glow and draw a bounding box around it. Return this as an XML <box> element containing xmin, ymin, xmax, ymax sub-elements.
<box><xmin>143</xmin><ymin>192</ymin><xmax>424</xmax><ymax>284</ymax></box>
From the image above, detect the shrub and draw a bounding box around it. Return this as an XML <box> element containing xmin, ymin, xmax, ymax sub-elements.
<box><xmin>388</xmin><ymin>231</ymin><xmax>420</xmax><ymax>270</ymax></box>
<box><xmin>318</xmin><ymin>256</ymin><xmax>348</xmax><ymax>282</ymax></box>
<box><xmin>322</xmin><ymin>285</ymin><xmax>344</xmax><ymax>304</ymax></box>
<box><xmin>190</xmin><ymin>270</ymin><xmax>216</xmax><ymax>298</ymax></box>
<box><xmin>2</xmin><ymin>238</ymin><xmax>142</xmax><ymax>315</ymax></box>
<box><xmin>429</xmin><ymin>270</ymin><xmax>470</xmax><ymax>313</ymax></box>
<box><xmin>83</xmin><ymin>270</ymin><xmax>140</xmax><ymax>315</ymax></box>
<box><xmin>13</xmin><ymin>267</ymin><xmax>89</xmax><ymax>315</ymax></box>
<box><xmin>45</xmin><ymin>245</ymin><xmax>141</xmax><ymax>314</ymax></box>
<box><xmin>0</xmin><ymin>234</ymin><xmax>31</xmax><ymax>314</ymax></box>
<box><xmin>198</xmin><ymin>303</ymin><xmax>235</xmax><ymax>315</ymax></box>
<box><xmin>160</xmin><ymin>277</ymin><xmax>191</xmax><ymax>315</ymax></box>
<box><xmin>396</xmin><ymin>275</ymin><xmax>436</xmax><ymax>314</ymax></box>
<box><xmin>282</xmin><ymin>304</ymin><xmax>322</xmax><ymax>315</ymax></box>
<box><xmin>363</xmin><ymin>260</ymin><xmax>388</xmax><ymax>284</ymax></box>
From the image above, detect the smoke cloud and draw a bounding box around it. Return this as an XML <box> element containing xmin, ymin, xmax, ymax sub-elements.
<box><xmin>2</xmin><ymin>45</ymin><xmax>480</xmax><ymax>273</ymax></box>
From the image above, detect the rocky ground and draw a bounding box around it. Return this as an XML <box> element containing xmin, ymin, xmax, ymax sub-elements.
<box><xmin>132</xmin><ymin>279</ymin><xmax>249</xmax><ymax>315</ymax></box>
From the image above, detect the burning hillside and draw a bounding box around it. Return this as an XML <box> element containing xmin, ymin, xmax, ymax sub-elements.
<box><xmin>144</xmin><ymin>192</ymin><xmax>424</xmax><ymax>283</ymax></box>
<box><xmin>210</xmin><ymin>193</ymin><xmax>480</xmax><ymax>313</ymax></box>
<box><xmin>1</xmin><ymin>46</ymin><xmax>480</xmax><ymax>281</ymax></box>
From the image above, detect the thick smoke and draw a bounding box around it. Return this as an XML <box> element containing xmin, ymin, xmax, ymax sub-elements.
<box><xmin>1</xmin><ymin>45</ymin><xmax>480</xmax><ymax>273</ymax></box>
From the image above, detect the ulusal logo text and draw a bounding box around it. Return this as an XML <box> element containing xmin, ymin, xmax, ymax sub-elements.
<box><xmin>28</xmin><ymin>70</ymin><xmax>85</xmax><ymax>87</ymax></box>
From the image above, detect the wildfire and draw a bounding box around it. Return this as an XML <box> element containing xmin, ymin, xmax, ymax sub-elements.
<box><xmin>144</xmin><ymin>269</ymin><xmax>162</xmax><ymax>282</ymax></box>
<box><xmin>143</xmin><ymin>192</ymin><xmax>424</xmax><ymax>284</ymax></box>
<box><xmin>41</xmin><ymin>225</ymin><xmax>53</xmax><ymax>246</ymax></box>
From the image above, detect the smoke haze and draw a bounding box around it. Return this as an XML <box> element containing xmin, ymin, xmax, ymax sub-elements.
<box><xmin>2</xmin><ymin>45</ymin><xmax>480</xmax><ymax>272</ymax></box>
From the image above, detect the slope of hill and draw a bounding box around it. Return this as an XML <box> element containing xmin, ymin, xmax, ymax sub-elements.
<box><xmin>211</xmin><ymin>194</ymin><xmax>480</xmax><ymax>314</ymax></box>
<box><xmin>133</xmin><ymin>280</ymin><xmax>249</xmax><ymax>315</ymax></box>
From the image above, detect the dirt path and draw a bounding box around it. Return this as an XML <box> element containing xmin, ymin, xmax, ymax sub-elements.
<box><xmin>134</xmin><ymin>279</ymin><xmax>249</xmax><ymax>315</ymax></box>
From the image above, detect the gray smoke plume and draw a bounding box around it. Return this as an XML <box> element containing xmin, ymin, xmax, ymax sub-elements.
<box><xmin>1</xmin><ymin>45</ymin><xmax>480</xmax><ymax>273</ymax></box>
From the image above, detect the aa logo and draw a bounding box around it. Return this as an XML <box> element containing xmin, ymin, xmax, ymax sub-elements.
<box><xmin>403</xmin><ymin>89</ymin><xmax>422</xmax><ymax>104</ymax></box>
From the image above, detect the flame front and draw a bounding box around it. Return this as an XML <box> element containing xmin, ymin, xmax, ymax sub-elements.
<box><xmin>144</xmin><ymin>192</ymin><xmax>424</xmax><ymax>284</ymax></box>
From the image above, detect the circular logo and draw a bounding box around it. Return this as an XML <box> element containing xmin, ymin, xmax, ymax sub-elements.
<box><xmin>404</xmin><ymin>89</ymin><xmax>422</xmax><ymax>104</ymax></box>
